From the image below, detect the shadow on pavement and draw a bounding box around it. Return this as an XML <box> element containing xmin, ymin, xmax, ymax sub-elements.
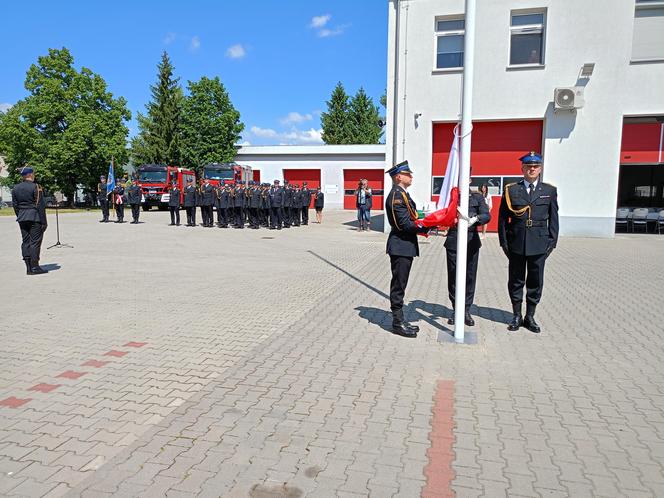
<box><xmin>342</xmin><ymin>213</ymin><xmax>384</xmax><ymax>232</ymax></box>
<box><xmin>41</xmin><ymin>263</ymin><xmax>61</xmax><ymax>272</ymax></box>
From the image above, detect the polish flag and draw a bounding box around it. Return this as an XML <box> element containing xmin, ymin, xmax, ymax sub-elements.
<box><xmin>420</xmin><ymin>126</ymin><xmax>460</xmax><ymax>228</ymax></box>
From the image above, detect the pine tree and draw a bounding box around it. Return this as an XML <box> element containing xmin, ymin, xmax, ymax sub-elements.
<box><xmin>348</xmin><ymin>87</ymin><xmax>383</xmax><ymax>144</ymax></box>
<box><xmin>131</xmin><ymin>51</ymin><xmax>183</xmax><ymax>165</ymax></box>
<box><xmin>321</xmin><ymin>82</ymin><xmax>351</xmax><ymax>145</ymax></box>
<box><xmin>181</xmin><ymin>76</ymin><xmax>244</xmax><ymax>174</ymax></box>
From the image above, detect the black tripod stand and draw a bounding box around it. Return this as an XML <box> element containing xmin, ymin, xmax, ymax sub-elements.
<box><xmin>47</xmin><ymin>202</ymin><xmax>73</xmax><ymax>249</ymax></box>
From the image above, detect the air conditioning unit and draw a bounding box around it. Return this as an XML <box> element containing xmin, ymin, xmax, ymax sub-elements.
<box><xmin>554</xmin><ymin>86</ymin><xmax>585</xmax><ymax>110</ymax></box>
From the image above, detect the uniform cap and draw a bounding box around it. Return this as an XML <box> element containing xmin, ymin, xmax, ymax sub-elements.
<box><xmin>519</xmin><ymin>151</ymin><xmax>543</xmax><ymax>165</ymax></box>
<box><xmin>386</xmin><ymin>160</ymin><xmax>413</xmax><ymax>177</ymax></box>
<box><xmin>19</xmin><ymin>167</ymin><xmax>34</xmax><ymax>176</ymax></box>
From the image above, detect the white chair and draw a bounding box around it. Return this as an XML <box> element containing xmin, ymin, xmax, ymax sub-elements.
<box><xmin>615</xmin><ymin>208</ymin><xmax>630</xmax><ymax>232</ymax></box>
<box><xmin>632</xmin><ymin>208</ymin><xmax>649</xmax><ymax>233</ymax></box>
<box><xmin>658</xmin><ymin>210</ymin><xmax>664</xmax><ymax>235</ymax></box>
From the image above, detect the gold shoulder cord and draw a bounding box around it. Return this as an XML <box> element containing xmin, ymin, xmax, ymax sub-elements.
<box><xmin>400</xmin><ymin>191</ymin><xmax>418</xmax><ymax>221</ymax></box>
<box><xmin>504</xmin><ymin>183</ymin><xmax>531</xmax><ymax>224</ymax></box>
<box><xmin>390</xmin><ymin>191</ymin><xmax>400</xmax><ymax>230</ymax></box>
<box><xmin>36</xmin><ymin>184</ymin><xmax>42</xmax><ymax>205</ymax></box>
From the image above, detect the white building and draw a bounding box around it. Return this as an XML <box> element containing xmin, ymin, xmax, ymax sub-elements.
<box><xmin>385</xmin><ymin>0</ymin><xmax>664</xmax><ymax>236</ymax></box>
<box><xmin>236</xmin><ymin>144</ymin><xmax>386</xmax><ymax>209</ymax></box>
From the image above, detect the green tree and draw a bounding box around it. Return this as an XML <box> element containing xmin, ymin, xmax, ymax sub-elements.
<box><xmin>131</xmin><ymin>51</ymin><xmax>183</xmax><ymax>165</ymax></box>
<box><xmin>0</xmin><ymin>48</ymin><xmax>131</xmax><ymax>203</ymax></box>
<box><xmin>321</xmin><ymin>82</ymin><xmax>351</xmax><ymax>145</ymax></box>
<box><xmin>181</xmin><ymin>76</ymin><xmax>244</xmax><ymax>174</ymax></box>
<box><xmin>348</xmin><ymin>87</ymin><xmax>383</xmax><ymax>144</ymax></box>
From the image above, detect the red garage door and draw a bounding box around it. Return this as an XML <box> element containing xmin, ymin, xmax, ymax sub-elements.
<box><xmin>432</xmin><ymin>120</ymin><xmax>543</xmax><ymax>231</ymax></box>
<box><xmin>343</xmin><ymin>170</ymin><xmax>384</xmax><ymax>210</ymax></box>
<box><xmin>283</xmin><ymin>169</ymin><xmax>321</xmax><ymax>208</ymax></box>
<box><xmin>621</xmin><ymin>122</ymin><xmax>663</xmax><ymax>164</ymax></box>
<box><xmin>253</xmin><ymin>170</ymin><xmax>261</xmax><ymax>183</ymax></box>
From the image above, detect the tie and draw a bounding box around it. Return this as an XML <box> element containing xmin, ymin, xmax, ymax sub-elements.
<box><xmin>528</xmin><ymin>183</ymin><xmax>534</xmax><ymax>199</ymax></box>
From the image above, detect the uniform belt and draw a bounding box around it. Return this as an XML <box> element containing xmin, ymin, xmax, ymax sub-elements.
<box><xmin>513</xmin><ymin>219</ymin><xmax>548</xmax><ymax>227</ymax></box>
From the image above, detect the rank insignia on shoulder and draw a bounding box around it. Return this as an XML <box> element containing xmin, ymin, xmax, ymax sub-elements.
<box><xmin>540</xmin><ymin>195</ymin><xmax>550</xmax><ymax>198</ymax></box>
<box><xmin>392</xmin><ymin>199</ymin><xmax>403</xmax><ymax>205</ymax></box>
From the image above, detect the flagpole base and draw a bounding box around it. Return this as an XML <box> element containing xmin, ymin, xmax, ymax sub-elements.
<box><xmin>437</xmin><ymin>330</ymin><xmax>478</xmax><ymax>345</ymax></box>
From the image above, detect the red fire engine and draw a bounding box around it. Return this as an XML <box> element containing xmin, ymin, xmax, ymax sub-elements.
<box><xmin>137</xmin><ymin>164</ymin><xmax>196</xmax><ymax>210</ymax></box>
<box><xmin>202</xmin><ymin>163</ymin><xmax>252</xmax><ymax>187</ymax></box>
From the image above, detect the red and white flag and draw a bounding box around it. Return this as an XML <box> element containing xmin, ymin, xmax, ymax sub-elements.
<box><xmin>421</xmin><ymin>126</ymin><xmax>460</xmax><ymax>228</ymax></box>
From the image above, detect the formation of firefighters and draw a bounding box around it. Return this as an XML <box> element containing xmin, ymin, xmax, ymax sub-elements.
<box><xmin>98</xmin><ymin>175</ymin><xmax>324</xmax><ymax>229</ymax></box>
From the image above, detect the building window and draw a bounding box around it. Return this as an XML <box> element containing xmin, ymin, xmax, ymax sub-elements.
<box><xmin>509</xmin><ymin>11</ymin><xmax>546</xmax><ymax>66</ymax></box>
<box><xmin>435</xmin><ymin>17</ymin><xmax>465</xmax><ymax>69</ymax></box>
<box><xmin>632</xmin><ymin>0</ymin><xmax>664</xmax><ymax>62</ymax></box>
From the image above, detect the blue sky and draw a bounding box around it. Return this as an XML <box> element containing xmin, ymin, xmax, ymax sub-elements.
<box><xmin>1</xmin><ymin>0</ymin><xmax>388</xmax><ymax>145</ymax></box>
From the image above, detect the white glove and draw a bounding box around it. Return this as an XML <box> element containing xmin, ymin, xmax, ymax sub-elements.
<box><xmin>456</xmin><ymin>208</ymin><xmax>479</xmax><ymax>227</ymax></box>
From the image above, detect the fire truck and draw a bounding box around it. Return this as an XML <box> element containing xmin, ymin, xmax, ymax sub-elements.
<box><xmin>137</xmin><ymin>164</ymin><xmax>196</xmax><ymax>210</ymax></box>
<box><xmin>202</xmin><ymin>163</ymin><xmax>252</xmax><ymax>187</ymax></box>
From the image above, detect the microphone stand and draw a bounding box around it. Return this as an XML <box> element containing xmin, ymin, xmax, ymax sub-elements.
<box><xmin>47</xmin><ymin>196</ymin><xmax>73</xmax><ymax>250</ymax></box>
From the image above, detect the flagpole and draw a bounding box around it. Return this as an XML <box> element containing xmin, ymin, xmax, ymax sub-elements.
<box><xmin>454</xmin><ymin>0</ymin><xmax>477</xmax><ymax>344</ymax></box>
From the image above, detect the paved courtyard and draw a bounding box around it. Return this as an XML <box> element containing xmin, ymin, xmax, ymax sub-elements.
<box><xmin>1</xmin><ymin>209</ymin><xmax>664</xmax><ymax>497</ymax></box>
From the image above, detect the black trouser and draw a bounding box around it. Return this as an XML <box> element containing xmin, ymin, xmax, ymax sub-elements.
<box><xmin>301</xmin><ymin>207</ymin><xmax>309</xmax><ymax>225</ymax></box>
<box><xmin>249</xmin><ymin>208</ymin><xmax>258</xmax><ymax>228</ymax></box>
<box><xmin>19</xmin><ymin>221</ymin><xmax>44</xmax><ymax>265</ymax></box>
<box><xmin>235</xmin><ymin>207</ymin><xmax>244</xmax><ymax>227</ymax></box>
<box><xmin>186</xmin><ymin>207</ymin><xmax>196</xmax><ymax>226</ymax></box>
<box><xmin>283</xmin><ymin>206</ymin><xmax>291</xmax><ymax>227</ymax></box>
<box><xmin>199</xmin><ymin>206</ymin><xmax>205</xmax><ymax>225</ymax></box>
<box><xmin>206</xmin><ymin>206</ymin><xmax>214</xmax><ymax>226</ymax></box>
<box><xmin>446</xmin><ymin>242</ymin><xmax>480</xmax><ymax>312</ymax></box>
<box><xmin>130</xmin><ymin>204</ymin><xmax>140</xmax><ymax>222</ymax></box>
<box><xmin>389</xmin><ymin>255</ymin><xmax>413</xmax><ymax>320</ymax></box>
<box><xmin>508</xmin><ymin>252</ymin><xmax>547</xmax><ymax>312</ymax></box>
<box><xmin>271</xmin><ymin>207</ymin><xmax>282</xmax><ymax>228</ymax></box>
<box><xmin>100</xmin><ymin>200</ymin><xmax>109</xmax><ymax>221</ymax></box>
<box><xmin>115</xmin><ymin>203</ymin><xmax>124</xmax><ymax>221</ymax></box>
<box><xmin>169</xmin><ymin>207</ymin><xmax>180</xmax><ymax>225</ymax></box>
<box><xmin>216</xmin><ymin>207</ymin><xmax>225</xmax><ymax>226</ymax></box>
<box><xmin>292</xmin><ymin>207</ymin><xmax>300</xmax><ymax>226</ymax></box>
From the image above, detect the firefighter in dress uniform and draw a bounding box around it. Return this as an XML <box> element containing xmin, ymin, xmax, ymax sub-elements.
<box><xmin>301</xmin><ymin>182</ymin><xmax>311</xmax><ymax>225</ymax></box>
<box><xmin>269</xmin><ymin>180</ymin><xmax>284</xmax><ymax>229</ymax></box>
<box><xmin>113</xmin><ymin>178</ymin><xmax>126</xmax><ymax>223</ymax></box>
<box><xmin>126</xmin><ymin>176</ymin><xmax>142</xmax><ymax>224</ymax></box>
<box><xmin>184</xmin><ymin>178</ymin><xmax>197</xmax><ymax>227</ymax></box>
<box><xmin>98</xmin><ymin>175</ymin><xmax>110</xmax><ymax>223</ymax></box>
<box><xmin>12</xmin><ymin>166</ymin><xmax>48</xmax><ymax>275</ymax></box>
<box><xmin>498</xmin><ymin>152</ymin><xmax>559</xmax><ymax>333</ymax></box>
<box><xmin>168</xmin><ymin>180</ymin><xmax>181</xmax><ymax>226</ymax></box>
<box><xmin>385</xmin><ymin>161</ymin><xmax>430</xmax><ymax>337</ymax></box>
<box><xmin>445</xmin><ymin>187</ymin><xmax>491</xmax><ymax>326</ymax></box>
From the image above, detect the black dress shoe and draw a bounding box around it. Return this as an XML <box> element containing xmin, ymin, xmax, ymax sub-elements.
<box><xmin>392</xmin><ymin>324</ymin><xmax>417</xmax><ymax>338</ymax></box>
<box><xmin>30</xmin><ymin>266</ymin><xmax>48</xmax><ymax>275</ymax></box>
<box><xmin>524</xmin><ymin>315</ymin><xmax>541</xmax><ymax>334</ymax></box>
<box><xmin>464</xmin><ymin>313</ymin><xmax>475</xmax><ymax>327</ymax></box>
<box><xmin>169</xmin><ymin>223</ymin><xmax>175</xmax><ymax>226</ymax></box>
<box><xmin>447</xmin><ymin>317</ymin><xmax>454</xmax><ymax>325</ymax></box>
<box><xmin>404</xmin><ymin>323</ymin><xmax>419</xmax><ymax>333</ymax></box>
<box><xmin>507</xmin><ymin>314</ymin><xmax>522</xmax><ymax>331</ymax></box>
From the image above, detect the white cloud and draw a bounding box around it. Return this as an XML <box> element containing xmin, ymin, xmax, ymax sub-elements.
<box><xmin>318</xmin><ymin>24</ymin><xmax>349</xmax><ymax>38</ymax></box>
<box><xmin>226</xmin><ymin>44</ymin><xmax>246</xmax><ymax>59</ymax></box>
<box><xmin>249</xmin><ymin>125</ymin><xmax>323</xmax><ymax>145</ymax></box>
<box><xmin>239</xmin><ymin>140</ymin><xmax>252</xmax><ymax>146</ymax></box>
<box><xmin>163</xmin><ymin>32</ymin><xmax>176</xmax><ymax>45</ymax></box>
<box><xmin>280</xmin><ymin>112</ymin><xmax>313</xmax><ymax>125</ymax></box>
<box><xmin>190</xmin><ymin>36</ymin><xmax>201</xmax><ymax>51</ymax></box>
<box><xmin>0</xmin><ymin>103</ymin><xmax>12</xmax><ymax>113</ymax></box>
<box><xmin>310</xmin><ymin>14</ymin><xmax>331</xmax><ymax>28</ymax></box>
<box><xmin>250</xmin><ymin>126</ymin><xmax>278</xmax><ymax>138</ymax></box>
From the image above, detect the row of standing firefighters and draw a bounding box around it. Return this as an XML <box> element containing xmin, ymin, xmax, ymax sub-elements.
<box><xmin>98</xmin><ymin>177</ymin><xmax>325</xmax><ymax>229</ymax></box>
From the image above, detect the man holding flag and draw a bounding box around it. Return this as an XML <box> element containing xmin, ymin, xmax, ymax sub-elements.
<box><xmin>385</xmin><ymin>160</ymin><xmax>430</xmax><ymax>338</ymax></box>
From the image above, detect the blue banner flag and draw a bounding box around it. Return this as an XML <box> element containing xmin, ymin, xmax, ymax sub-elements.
<box><xmin>106</xmin><ymin>161</ymin><xmax>115</xmax><ymax>195</ymax></box>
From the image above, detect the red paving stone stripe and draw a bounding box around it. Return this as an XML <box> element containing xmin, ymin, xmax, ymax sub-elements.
<box><xmin>57</xmin><ymin>370</ymin><xmax>88</xmax><ymax>380</ymax></box>
<box><xmin>123</xmin><ymin>342</ymin><xmax>148</xmax><ymax>348</ymax></box>
<box><xmin>104</xmin><ymin>350</ymin><xmax>128</xmax><ymax>357</ymax></box>
<box><xmin>29</xmin><ymin>383</ymin><xmax>61</xmax><ymax>393</ymax></box>
<box><xmin>422</xmin><ymin>379</ymin><xmax>455</xmax><ymax>498</ymax></box>
<box><xmin>82</xmin><ymin>359</ymin><xmax>109</xmax><ymax>368</ymax></box>
<box><xmin>0</xmin><ymin>397</ymin><xmax>32</xmax><ymax>408</ymax></box>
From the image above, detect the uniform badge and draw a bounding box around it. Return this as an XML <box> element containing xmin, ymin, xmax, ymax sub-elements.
<box><xmin>393</xmin><ymin>199</ymin><xmax>403</xmax><ymax>205</ymax></box>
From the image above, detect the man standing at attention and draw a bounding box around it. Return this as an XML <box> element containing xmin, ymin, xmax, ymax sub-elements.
<box><xmin>498</xmin><ymin>152</ymin><xmax>559</xmax><ymax>334</ymax></box>
<box><xmin>12</xmin><ymin>166</ymin><xmax>48</xmax><ymax>275</ymax></box>
<box><xmin>385</xmin><ymin>161</ymin><xmax>429</xmax><ymax>337</ymax></box>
